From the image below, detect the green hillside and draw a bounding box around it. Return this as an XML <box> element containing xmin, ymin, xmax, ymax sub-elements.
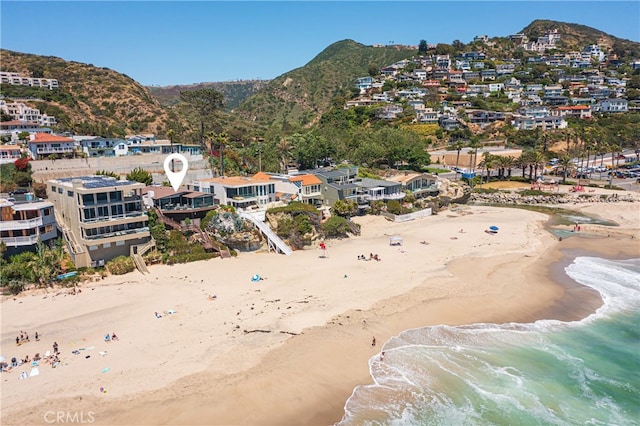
<box><xmin>234</xmin><ymin>40</ymin><xmax>417</xmax><ymax>128</ymax></box>
<box><xmin>147</xmin><ymin>80</ymin><xmax>269</xmax><ymax>110</ymax></box>
<box><xmin>0</xmin><ymin>49</ymin><xmax>173</xmax><ymax>136</ymax></box>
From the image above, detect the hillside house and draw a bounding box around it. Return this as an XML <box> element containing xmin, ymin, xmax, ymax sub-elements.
<box><xmin>28</xmin><ymin>133</ymin><xmax>76</xmax><ymax>159</ymax></box>
<box><xmin>0</xmin><ymin>145</ymin><xmax>23</xmax><ymax>164</ymax></box>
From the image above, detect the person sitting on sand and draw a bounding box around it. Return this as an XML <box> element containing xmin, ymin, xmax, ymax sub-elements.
<box><xmin>155</xmin><ymin>312</ymin><xmax>162</xmax><ymax>319</ymax></box>
<box><xmin>111</xmin><ymin>332</ymin><xmax>118</xmax><ymax>341</ymax></box>
<box><xmin>208</xmin><ymin>295</ymin><xmax>217</xmax><ymax>301</ymax></box>
<box><xmin>104</xmin><ymin>334</ymin><xmax>111</xmax><ymax>343</ymax></box>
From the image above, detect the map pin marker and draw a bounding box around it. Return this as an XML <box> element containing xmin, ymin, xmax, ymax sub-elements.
<box><xmin>164</xmin><ymin>153</ymin><xmax>189</xmax><ymax>191</ymax></box>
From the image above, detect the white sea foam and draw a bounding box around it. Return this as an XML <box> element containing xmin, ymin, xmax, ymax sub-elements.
<box><xmin>337</xmin><ymin>257</ymin><xmax>640</xmax><ymax>425</ymax></box>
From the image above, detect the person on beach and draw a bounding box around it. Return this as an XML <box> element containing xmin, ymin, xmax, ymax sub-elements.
<box><xmin>53</xmin><ymin>342</ymin><xmax>59</xmax><ymax>354</ymax></box>
<box><xmin>35</xmin><ymin>332</ymin><xmax>39</xmax><ymax>341</ymax></box>
<box><xmin>372</xmin><ymin>337</ymin><xmax>376</xmax><ymax>347</ymax></box>
<box><xmin>155</xmin><ymin>312</ymin><xmax>162</xmax><ymax>319</ymax></box>
<box><xmin>16</xmin><ymin>336</ymin><xmax>19</xmax><ymax>345</ymax></box>
<box><xmin>112</xmin><ymin>332</ymin><xmax>118</xmax><ymax>341</ymax></box>
<box><xmin>380</xmin><ymin>351</ymin><xmax>385</xmax><ymax>361</ymax></box>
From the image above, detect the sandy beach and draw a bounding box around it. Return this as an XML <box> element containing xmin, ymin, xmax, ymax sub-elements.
<box><xmin>1</xmin><ymin>195</ymin><xmax>638</xmax><ymax>426</ymax></box>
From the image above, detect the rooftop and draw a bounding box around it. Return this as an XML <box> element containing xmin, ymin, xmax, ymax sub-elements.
<box><xmin>51</xmin><ymin>175</ymin><xmax>141</xmax><ymax>189</ymax></box>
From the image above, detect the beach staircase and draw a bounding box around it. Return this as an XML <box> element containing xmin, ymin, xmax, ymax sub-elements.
<box><xmin>130</xmin><ymin>239</ymin><xmax>156</xmax><ymax>274</ymax></box>
<box><xmin>239</xmin><ymin>211</ymin><xmax>293</xmax><ymax>256</ymax></box>
<box><xmin>54</xmin><ymin>212</ymin><xmax>84</xmax><ymax>255</ymax></box>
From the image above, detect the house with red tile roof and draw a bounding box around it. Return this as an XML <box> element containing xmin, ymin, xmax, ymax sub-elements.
<box><xmin>28</xmin><ymin>132</ymin><xmax>76</xmax><ymax>159</ymax></box>
<box><xmin>551</xmin><ymin>105</ymin><xmax>592</xmax><ymax>119</ymax></box>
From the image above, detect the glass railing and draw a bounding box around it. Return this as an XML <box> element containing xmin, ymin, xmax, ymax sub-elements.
<box><xmin>0</xmin><ymin>216</ymin><xmax>42</xmax><ymax>230</ymax></box>
<box><xmin>81</xmin><ymin>212</ymin><xmax>146</xmax><ymax>224</ymax></box>
<box><xmin>84</xmin><ymin>227</ymin><xmax>150</xmax><ymax>241</ymax></box>
<box><xmin>1</xmin><ymin>235</ymin><xmax>40</xmax><ymax>246</ymax></box>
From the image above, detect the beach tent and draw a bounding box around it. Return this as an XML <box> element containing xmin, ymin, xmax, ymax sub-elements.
<box><xmin>29</xmin><ymin>367</ymin><xmax>40</xmax><ymax>377</ymax></box>
<box><xmin>389</xmin><ymin>236</ymin><xmax>403</xmax><ymax>246</ymax></box>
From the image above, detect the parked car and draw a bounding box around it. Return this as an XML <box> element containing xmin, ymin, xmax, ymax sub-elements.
<box><xmin>9</xmin><ymin>188</ymin><xmax>28</xmax><ymax>196</ymax></box>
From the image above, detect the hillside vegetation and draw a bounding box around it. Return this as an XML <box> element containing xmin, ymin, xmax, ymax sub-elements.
<box><xmin>147</xmin><ymin>80</ymin><xmax>270</xmax><ymax>110</ymax></box>
<box><xmin>0</xmin><ymin>49</ymin><xmax>173</xmax><ymax>136</ymax></box>
<box><xmin>234</xmin><ymin>40</ymin><xmax>417</xmax><ymax>129</ymax></box>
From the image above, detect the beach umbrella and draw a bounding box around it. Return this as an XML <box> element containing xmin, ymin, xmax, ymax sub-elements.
<box><xmin>489</xmin><ymin>226</ymin><xmax>499</xmax><ymax>231</ymax></box>
<box><xmin>251</xmin><ymin>274</ymin><xmax>261</xmax><ymax>282</ymax></box>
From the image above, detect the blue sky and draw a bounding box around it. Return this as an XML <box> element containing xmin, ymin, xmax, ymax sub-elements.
<box><xmin>1</xmin><ymin>1</ymin><xmax>639</xmax><ymax>86</ymax></box>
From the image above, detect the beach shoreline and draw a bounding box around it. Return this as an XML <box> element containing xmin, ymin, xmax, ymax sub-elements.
<box><xmin>1</xmin><ymin>201</ymin><xmax>638</xmax><ymax>426</ymax></box>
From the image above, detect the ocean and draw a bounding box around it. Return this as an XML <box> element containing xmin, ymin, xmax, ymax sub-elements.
<box><xmin>338</xmin><ymin>257</ymin><xmax>640</xmax><ymax>425</ymax></box>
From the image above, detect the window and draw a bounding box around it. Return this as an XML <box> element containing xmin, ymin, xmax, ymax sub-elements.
<box><xmin>109</xmin><ymin>191</ymin><xmax>122</xmax><ymax>202</ymax></box>
<box><xmin>84</xmin><ymin>208</ymin><xmax>96</xmax><ymax>220</ymax></box>
<box><xmin>67</xmin><ymin>190</ymin><xmax>73</xmax><ymax>197</ymax></box>
<box><xmin>103</xmin><ymin>243</ymin><xmax>111</xmax><ymax>248</ymax></box>
<box><xmin>111</xmin><ymin>205</ymin><xmax>123</xmax><ymax>216</ymax></box>
<box><xmin>43</xmin><ymin>207</ymin><xmax>51</xmax><ymax>216</ymax></box>
<box><xmin>58</xmin><ymin>187</ymin><xmax>63</xmax><ymax>194</ymax></box>
<box><xmin>82</xmin><ymin>194</ymin><xmax>94</xmax><ymax>205</ymax></box>
<box><xmin>51</xmin><ymin>185</ymin><xmax>56</xmax><ymax>193</ymax></box>
<box><xmin>97</xmin><ymin>206</ymin><xmax>109</xmax><ymax>218</ymax></box>
<box><xmin>89</xmin><ymin>245</ymin><xmax>98</xmax><ymax>251</ymax></box>
<box><xmin>96</xmin><ymin>192</ymin><xmax>108</xmax><ymax>204</ymax></box>
<box><xmin>116</xmin><ymin>240</ymin><xmax>125</xmax><ymax>246</ymax></box>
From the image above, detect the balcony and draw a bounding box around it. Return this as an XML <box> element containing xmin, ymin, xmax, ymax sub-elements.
<box><xmin>0</xmin><ymin>217</ymin><xmax>43</xmax><ymax>231</ymax></box>
<box><xmin>36</xmin><ymin>147</ymin><xmax>75</xmax><ymax>154</ymax></box>
<box><xmin>81</xmin><ymin>211</ymin><xmax>146</xmax><ymax>225</ymax></box>
<box><xmin>83</xmin><ymin>227</ymin><xmax>150</xmax><ymax>242</ymax></box>
<box><xmin>1</xmin><ymin>234</ymin><xmax>39</xmax><ymax>247</ymax></box>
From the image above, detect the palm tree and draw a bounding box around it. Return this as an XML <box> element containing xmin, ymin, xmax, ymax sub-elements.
<box><xmin>276</xmin><ymin>137</ymin><xmax>293</xmax><ymax>174</ymax></box>
<box><xmin>595</xmin><ymin>140</ymin><xmax>609</xmax><ymax>181</ymax></box>
<box><xmin>467</xmin><ymin>139</ymin><xmax>483</xmax><ymax>173</ymax></box>
<box><xmin>452</xmin><ymin>140</ymin><xmax>465</xmax><ymax>180</ymax></box>
<box><xmin>500</xmin><ymin>155</ymin><xmax>516</xmax><ymax>180</ymax></box>
<box><xmin>557</xmin><ymin>153</ymin><xmax>575</xmax><ymax>184</ymax></box>
<box><xmin>515</xmin><ymin>152</ymin><xmax>528</xmax><ymax>179</ymax></box>
<box><xmin>478</xmin><ymin>152</ymin><xmax>496</xmax><ymax>183</ymax></box>
<box><xmin>216</xmin><ymin>132</ymin><xmax>229</xmax><ymax>178</ymax></box>
<box><xmin>166</xmin><ymin>129</ymin><xmax>176</xmax><ymax>172</ymax></box>
<box><xmin>531</xmin><ymin>150</ymin><xmax>546</xmax><ymax>180</ymax></box>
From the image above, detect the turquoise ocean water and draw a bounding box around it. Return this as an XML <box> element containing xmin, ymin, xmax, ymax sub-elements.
<box><xmin>338</xmin><ymin>257</ymin><xmax>640</xmax><ymax>425</ymax></box>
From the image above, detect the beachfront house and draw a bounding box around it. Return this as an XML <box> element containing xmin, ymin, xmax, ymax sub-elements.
<box><xmin>0</xmin><ymin>197</ymin><xmax>57</xmax><ymax>257</ymax></box>
<box><xmin>288</xmin><ymin>174</ymin><xmax>323</xmax><ymax>207</ymax></box>
<box><xmin>314</xmin><ymin>167</ymin><xmax>361</xmax><ymax>208</ymax></box>
<box><xmin>142</xmin><ymin>186</ymin><xmax>216</xmax><ymax>226</ymax></box>
<box><xmin>47</xmin><ymin>175</ymin><xmax>150</xmax><ymax>268</ymax></box>
<box><xmin>359</xmin><ymin>178</ymin><xmax>405</xmax><ymax>202</ymax></box>
<box><xmin>387</xmin><ymin>173</ymin><xmax>441</xmax><ymax>199</ymax></box>
<box><xmin>189</xmin><ymin>174</ymin><xmax>276</xmax><ymax>210</ymax></box>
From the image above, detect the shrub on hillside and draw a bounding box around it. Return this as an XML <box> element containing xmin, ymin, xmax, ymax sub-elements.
<box><xmin>106</xmin><ymin>256</ymin><xmax>135</xmax><ymax>275</ymax></box>
<box><xmin>322</xmin><ymin>216</ymin><xmax>351</xmax><ymax>238</ymax></box>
